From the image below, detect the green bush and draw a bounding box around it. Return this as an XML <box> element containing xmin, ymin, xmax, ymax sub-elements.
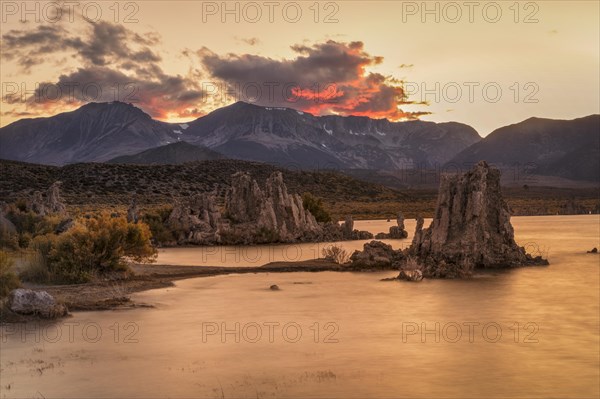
<box><xmin>0</xmin><ymin>251</ymin><xmax>21</xmax><ymax>297</ymax></box>
<box><xmin>142</xmin><ymin>206</ymin><xmax>175</xmax><ymax>245</ymax></box>
<box><xmin>21</xmin><ymin>214</ymin><xmax>157</xmax><ymax>284</ymax></box>
<box><xmin>47</xmin><ymin>214</ymin><xmax>157</xmax><ymax>283</ymax></box>
<box><xmin>3</xmin><ymin>205</ymin><xmax>62</xmax><ymax>249</ymax></box>
<box><xmin>302</xmin><ymin>192</ymin><xmax>332</xmax><ymax>223</ymax></box>
<box><xmin>20</xmin><ymin>234</ymin><xmax>56</xmax><ymax>283</ymax></box>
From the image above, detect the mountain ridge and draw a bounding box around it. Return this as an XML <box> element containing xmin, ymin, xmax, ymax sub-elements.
<box><xmin>107</xmin><ymin>141</ymin><xmax>225</xmax><ymax>165</ymax></box>
<box><xmin>449</xmin><ymin>114</ymin><xmax>600</xmax><ymax>181</ymax></box>
<box><xmin>0</xmin><ymin>101</ymin><xmax>481</xmax><ymax>169</ymax></box>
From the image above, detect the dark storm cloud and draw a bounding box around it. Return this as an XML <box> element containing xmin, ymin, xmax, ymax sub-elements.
<box><xmin>198</xmin><ymin>40</ymin><xmax>428</xmax><ymax>120</ymax></box>
<box><xmin>2</xmin><ymin>21</ymin><xmax>205</xmax><ymax>119</ymax></box>
<box><xmin>2</xmin><ymin>21</ymin><xmax>161</xmax><ymax>70</ymax></box>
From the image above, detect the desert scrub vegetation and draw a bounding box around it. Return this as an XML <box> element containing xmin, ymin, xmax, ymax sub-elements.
<box><xmin>302</xmin><ymin>192</ymin><xmax>332</xmax><ymax>223</ymax></box>
<box><xmin>0</xmin><ymin>251</ymin><xmax>21</xmax><ymax>297</ymax></box>
<box><xmin>0</xmin><ymin>202</ymin><xmax>63</xmax><ymax>250</ymax></box>
<box><xmin>141</xmin><ymin>205</ymin><xmax>175</xmax><ymax>245</ymax></box>
<box><xmin>322</xmin><ymin>244</ymin><xmax>350</xmax><ymax>265</ymax></box>
<box><xmin>22</xmin><ymin>214</ymin><xmax>157</xmax><ymax>284</ymax></box>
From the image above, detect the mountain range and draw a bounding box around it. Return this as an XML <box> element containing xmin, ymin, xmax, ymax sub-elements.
<box><xmin>0</xmin><ymin>101</ymin><xmax>598</xmax><ymax>182</ymax></box>
<box><xmin>0</xmin><ymin>101</ymin><xmax>479</xmax><ymax>169</ymax></box>
<box><xmin>449</xmin><ymin>115</ymin><xmax>600</xmax><ymax>181</ymax></box>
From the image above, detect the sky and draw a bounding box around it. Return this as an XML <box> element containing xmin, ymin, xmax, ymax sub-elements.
<box><xmin>0</xmin><ymin>1</ymin><xmax>598</xmax><ymax>135</ymax></box>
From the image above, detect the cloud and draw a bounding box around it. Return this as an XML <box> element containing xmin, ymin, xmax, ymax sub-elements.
<box><xmin>2</xmin><ymin>22</ymin><xmax>426</xmax><ymax>122</ymax></box>
<box><xmin>235</xmin><ymin>36</ymin><xmax>261</xmax><ymax>46</ymax></box>
<box><xmin>197</xmin><ymin>40</ymin><xmax>428</xmax><ymax>120</ymax></box>
<box><xmin>2</xmin><ymin>25</ymin><xmax>85</xmax><ymax>72</ymax></box>
<box><xmin>1</xmin><ymin>21</ymin><xmax>204</xmax><ymax>119</ymax></box>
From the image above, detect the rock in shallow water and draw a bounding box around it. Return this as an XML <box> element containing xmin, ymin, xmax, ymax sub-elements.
<box><xmin>408</xmin><ymin>161</ymin><xmax>548</xmax><ymax>278</ymax></box>
<box><xmin>350</xmin><ymin>240</ymin><xmax>404</xmax><ymax>269</ymax></box>
<box><xmin>375</xmin><ymin>212</ymin><xmax>409</xmax><ymax>239</ymax></box>
<box><xmin>397</xmin><ymin>269</ymin><xmax>423</xmax><ymax>282</ymax></box>
<box><xmin>8</xmin><ymin>289</ymin><xmax>68</xmax><ymax>319</ymax></box>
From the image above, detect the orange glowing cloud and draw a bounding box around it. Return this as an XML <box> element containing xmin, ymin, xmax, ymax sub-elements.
<box><xmin>199</xmin><ymin>40</ymin><xmax>429</xmax><ymax>120</ymax></box>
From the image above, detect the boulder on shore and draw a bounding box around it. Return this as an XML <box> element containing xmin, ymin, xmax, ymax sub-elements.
<box><xmin>8</xmin><ymin>289</ymin><xmax>68</xmax><ymax>319</ymax></box>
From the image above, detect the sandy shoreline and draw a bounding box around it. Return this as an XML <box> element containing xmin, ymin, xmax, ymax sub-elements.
<box><xmin>2</xmin><ymin>259</ymin><xmax>393</xmax><ymax>322</ymax></box>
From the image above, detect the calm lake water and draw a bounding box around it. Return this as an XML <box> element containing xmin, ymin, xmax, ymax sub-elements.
<box><xmin>1</xmin><ymin>215</ymin><xmax>599</xmax><ymax>398</ymax></box>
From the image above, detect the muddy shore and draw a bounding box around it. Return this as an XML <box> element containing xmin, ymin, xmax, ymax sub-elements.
<box><xmin>1</xmin><ymin>260</ymin><xmax>395</xmax><ymax>322</ymax></box>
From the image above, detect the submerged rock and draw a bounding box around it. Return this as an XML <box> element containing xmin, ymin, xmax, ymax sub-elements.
<box><xmin>408</xmin><ymin>161</ymin><xmax>548</xmax><ymax>278</ymax></box>
<box><xmin>269</xmin><ymin>284</ymin><xmax>280</xmax><ymax>291</ymax></box>
<box><xmin>397</xmin><ymin>269</ymin><xmax>423</xmax><ymax>282</ymax></box>
<box><xmin>8</xmin><ymin>289</ymin><xmax>68</xmax><ymax>319</ymax></box>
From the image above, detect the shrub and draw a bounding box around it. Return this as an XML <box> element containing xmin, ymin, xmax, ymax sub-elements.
<box><xmin>21</xmin><ymin>214</ymin><xmax>156</xmax><ymax>284</ymax></box>
<box><xmin>322</xmin><ymin>244</ymin><xmax>350</xmax><ymax>265</ymax></box>
<box><xmin>302</xmin><ymin>193</ymin><xmax>332</xmax><ymax>223</ymax></box>
<box><xmin>3</xmin><ymin>205</ymin><xmax>62</xmax><ymax>249</ymax></box>
<box><xmin>20</xmin><ymin>234</ymin><xmax>56</xmax><ymax>283</ymax></box>
<box><xmin>0</xmin><ymin>251</ymin><xmax>21</xmax><ymax>297</ymax></box>
<box><xmin>17</xmin><ymin>232</ymin><xmax>32</xmax><ymax>248</ymax></box>
<box><xmin>46</xmin><ymin>214</ymin><xmax>157</xmax><ymax>283</ymax></box>
<box><xmin>142</xmin><ymin>206</ymin><xmax>175</xmax><ymax>245</ymax></box>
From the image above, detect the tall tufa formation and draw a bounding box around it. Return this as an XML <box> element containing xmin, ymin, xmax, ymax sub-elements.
<box><xmin>257</xmin><ymin>172</ymin><xmax>322</xmax><ymax>239</ymax></box>
<box><xmin>168</xmin><ymin>192</ymin><xmax>223</xmax><ymax>245</ymax></box>
<box><xmin>28</xmin><ymin>182</ymin><xmax>67</xmax><ymax>216</ymax></box>
<box><xmin>165</xmin><ymin>171</ymin><xmax>376</xmax><ymax>246</ymax></box>
<box><xmin>225</xmin><ymin>172</ymin><xmax>264</xmax><ymax>223</ymax></box>
<box><xmin>224</xmin><ymin>171</ymin><xmax>322</xmax><ymax>243</ymax></box>
<box><xmin>127</xmin><ymin>196</ymin><xmax>140</xmax><ymax>223</ymax></box>
<box><xmin>46</xmin><ymin>182</ymin><xmax>67</xmax><ymax>215</ymax></box>
<box><xmin>169</xmin><ymin>172</ymin><xmax>322</xmax><ymax>245</ymax></box>
<box><xmin>408</xmin><ymin>161</ymin><xmax>548</xmax><ymax>278</ymax></box>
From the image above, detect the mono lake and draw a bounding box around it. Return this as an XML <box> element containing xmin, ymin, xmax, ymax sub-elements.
<box><xmin>1</xmin><ymin>215</ymin><xmax>599</xmax><ymax>398</ymax></box>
